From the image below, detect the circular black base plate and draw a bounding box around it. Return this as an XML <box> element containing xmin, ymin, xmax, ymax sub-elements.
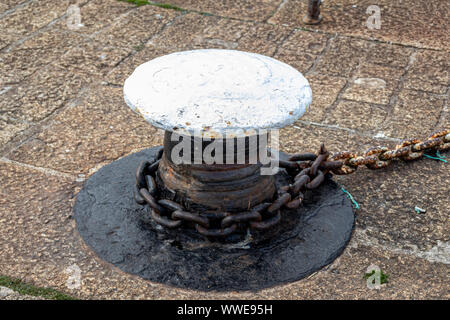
<box><xmin>74</xmin><ymin>147</ymin><xmax>354</xmax><ymax>291</ymax></box>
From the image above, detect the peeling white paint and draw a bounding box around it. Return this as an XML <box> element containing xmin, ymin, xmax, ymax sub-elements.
<box><xmin>124</xmin><ymin>49</ymin><xmax>312</xmax><ymax>137</ymax></box>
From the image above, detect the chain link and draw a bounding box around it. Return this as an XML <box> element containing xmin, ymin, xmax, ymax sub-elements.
<box><xmin>326</xmin><ymin>129</ymin><xmax>449</xmax><ymax>174</ymax></box>
<box><xmin>135</xmin><ymin>129</ymin><xmax>449</xmax><ymax>237</ymax></box>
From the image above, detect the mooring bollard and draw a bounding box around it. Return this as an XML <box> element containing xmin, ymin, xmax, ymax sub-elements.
<box><xmin>74</xmin><ymin>49</ymin><xmax>355</xmax><ymax>291</ymax></box>
<box><xmin>124</xmin><ymin>49</ymin><xmax>312</xmax><ymax>226</ymax></box>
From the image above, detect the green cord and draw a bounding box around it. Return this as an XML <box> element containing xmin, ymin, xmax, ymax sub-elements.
<box><xmin>423</xmin><ymin>154</ymin><xmax>447</xmax><ymax>163</ymax></box>
<box><xmin>414</xmin><ymin>206</ymin><xmax>426</xmax><ymax>214</ymax></box>
<box><xmin>341</xmin><ymin>187</ymin><xmax>360</xmax><ymax>209</ymax></box>
<box><xmin>436</xmin><ymin>151</ymin><xmax>446</xmax><ymax>158</ymax></box>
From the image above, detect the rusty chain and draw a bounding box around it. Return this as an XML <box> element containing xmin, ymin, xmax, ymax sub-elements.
<box><xmin>135</xmin><ymin>129</ymin><xmax>449</xmax><ymax>238</ymax></box>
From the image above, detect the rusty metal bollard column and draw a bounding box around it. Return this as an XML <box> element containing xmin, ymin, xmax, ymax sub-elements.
<box><xmin>303</xmin><ymin>0</ymin><xmax>323</xmax><ymax>25</ymax></box>
<box><xmin>74</xmin><ymin>49</ymin><xmax>354</xmax><ymax>291</ymax></box>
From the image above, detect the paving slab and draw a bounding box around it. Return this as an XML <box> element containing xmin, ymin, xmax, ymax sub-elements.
<box><xmin>72</xmin><ymin>0</ymin><xmax>134</xmax><ymax>37</ymax></box>
<box><xmin>0</xmin><ymin>0</ymin><xmax>85</xmax><ymax>49</ymax></box>
<box><xmin>268</xmin><ymin>0</ymin><xmax>450</xmax><ymax>51</ymax></box>
<box><xmin>278</xmin><ymin>29</ymin><xmax>329</xmax><ymax>55</ymax></box>
<box><xmin>301</xmin><ymin>74</ymin><xmax>347</xmax><ymax>123</ymax></box>
<box><xmin>91</xmin><ymin>4</ymin><xmax>180</xmax><ymax>49</ymax></box>
<box><xmin>104</xmin><ymin>45</ymin><xmax>176</xmax><ymax>86</ymax></box>
<box><xmin>273</xmin><ymin>29</ymin><xmax>329</xmax><ymax>74</ymax></box>
<box><xmin>7</xmin><ymin>86</ymin><xmax>162</xmax><ymax>175</ymax></box>
<box><xmin>0</xmin><ymin>28</ymin><xmax>86</xmax><ymax>84</ymax></box>
<box><xmin>162</xmin><ymin>0</ymin><xmax>282</xmax><ymax>22</ymax></box>
<box><xmin>0</xmin><ymin>65</ymin><xmax>95</xmax><ymax>123</ymax></box>
<box><xmin>150</xmin><ymin>12</ymin><xmax>291</xmax><ymax>56</ymax></box>
<box><xmin>279</xmin><ymin>122</ymin><xmax>397</xmax><ymax>157</ymax></box>
<box><xmin>0</xmin><ymin>119</ymin><xmax>28</xmax><ymax>148</ymax></box>
<box><xmin>149</xmin><ymin>13</ymin><xmax>242</xmax><ymax>50</ymax></box>
<box><xmin>437</xmin><ymin>105</ymin><xmax>448</xmax><ymax>130</ymax></box>
<box><xmin>54</xmin><ymin>41</ymin><xmax>133</xmax><ymax>78</ymax></box>
<box><xmin>383</xmin><ymin>89</ymin><xmax>446</xmax><ymax>139</ymax></box>
<box><xmin>55</xmin><ymin>5</ymin><xmax>180</xmax><ymax>78</ymax></box>
<box><xmin>0</xmin><ymin>0</ymin><xmax>28</xmax><ymax>15</ymax></box>
<box><xmin>313</xmin><ymin>36</ymin><xmax>372</xmax><ymax>78</ymax></box>
<box><xmin>341</xmin><ymin>63</ymin><xmax>405</xmax><ymax>105</ymax></box>
<box><xmin>324</xmin><ymin>99</ymin><xmax>389</xmax><ymax>133</ymax></box>
<box><xmin>364</xmin><ymin>41</ymin><xmax>415</xmax><ymax>69</ymax></box>
<box><xmin>341</xmin><ymin>82</ymin><xmax>393</xmax><ymax>105</ymax></box>
<box><xmin>403</xmin><ymin>50</ymin><xmax>449</xmax><ymax>94</ymax></box>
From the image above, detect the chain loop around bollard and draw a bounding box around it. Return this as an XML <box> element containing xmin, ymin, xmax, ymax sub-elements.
<box><xmin>134</xmin><ymin>129</ymin><xmax>449</xmax><ymax>238</ymax></box>
<box><xmin>134</xmin><ymin>143</ymin><xmax>331</xmax><ymax>237</ymax></box>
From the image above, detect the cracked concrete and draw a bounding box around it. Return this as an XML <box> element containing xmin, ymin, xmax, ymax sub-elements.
<box><xmin>0</xmin><ymin>0</ymin><xmax>448</xmax><ymax>299</ymax></box>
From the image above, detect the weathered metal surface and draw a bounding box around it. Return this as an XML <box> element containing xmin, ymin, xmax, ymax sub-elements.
<box><xmin>138</xmin><ymin>135</ymin><xmax>334</xmax><ymax>237</ymax></box>
<box><xmin>303</xmin><ymin>0</ymin><xmax>323</xmax><ymax>25</ymax></box>
<box><xmin>325</xmin><ymin>129</ymin><xmax>448</xmax><ymax>174</ymax></box>
<box><xmin>279</xmin><ymin>129</ymin><xmax>450</xmax><ymax>175</ymax></box>
<box><xmin>73</xmin><ymin>146</ymin><xmax>354</xmax><ymax>291</ymax></box>
<box><xmin>156</xmin><ymin>131</ymin><xmax>276</xmax><ymax>213</ymax></box>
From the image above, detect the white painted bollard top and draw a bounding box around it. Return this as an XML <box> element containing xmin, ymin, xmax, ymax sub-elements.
<box><xmin>124</xmin><ymin>49</ymin><xmax>312</xmax><ymax>138</ymax></box>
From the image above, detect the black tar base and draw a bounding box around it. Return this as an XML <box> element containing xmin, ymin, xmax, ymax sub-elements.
<box><xmin>74</xmin><ymin>147</ymin><xmax>354</xmax><ymax>291</ymax></box>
